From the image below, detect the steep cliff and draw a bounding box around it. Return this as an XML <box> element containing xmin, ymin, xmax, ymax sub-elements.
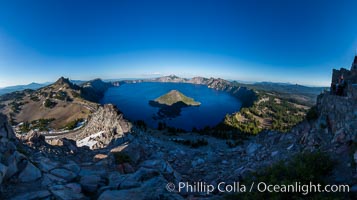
<box><xmin>72</xmin><ymin>104</ymin><xmax>132</xmax><ymax>149</ymax></box>
<box><xmin>316</xmin><ymin>93</ymin><xmax>357</xmax><ymax>144</ymax></box>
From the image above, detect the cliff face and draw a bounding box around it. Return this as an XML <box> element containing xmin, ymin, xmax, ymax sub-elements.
<box><xmin>316</xmin><ymin>93</ymin><xmax>357</xmax><ymax>143</ymax></box>
<box><xmin>0</xmin><ymin>114</ymin><xmax>43</xmax><ymax>190</ymax></box>
<box><xmin>80</xmin><ymin>79</ymin><xmax>113</xmax><ymax>103</ymax></box>
<box><xmin>190</xmin><ymin>77</ymin><xmax>257</xmax><ymax>107</ymax></box>
<box><xmin>73</xmin><ymin>104</ymin><xmax>132</xmax><ymax>149</ymax></box>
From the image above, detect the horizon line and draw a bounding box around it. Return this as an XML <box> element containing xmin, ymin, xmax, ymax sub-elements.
<box><xmin>0</xmin><ymin>75</ymin><xmax>330</xmax><ymax>89</ymax></box>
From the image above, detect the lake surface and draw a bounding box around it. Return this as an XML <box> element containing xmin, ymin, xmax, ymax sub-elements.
<box><xmin>101</xmin><ymin>82</ymin><xmax>242</xmax><ymax>130</ymax></box>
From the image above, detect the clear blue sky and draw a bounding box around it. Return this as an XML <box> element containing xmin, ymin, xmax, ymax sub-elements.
<box><xmin>1</xmin><ymin>0</ymin><xmax>357</xmax><ymax>87</ymax></box>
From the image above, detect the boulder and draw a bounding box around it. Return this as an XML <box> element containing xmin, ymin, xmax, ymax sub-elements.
<box><xmin>246</xmin><ymin>143</ymin><xmax>261</xmax><ymax>156</ymax></box>
<box><xmin>118</xmin><ymin>167</ymin><xmax>164</xmax><ymax>190</ymax></box>
<box><xmin>108</xmin><ymin>171</ymin><xmax>126</xmax><ymax>188</ymax></box>
<box><xmin>98</xmin><ymin>176</ymin><xmax>184</xmax><ymax>200</ymax></box>
<box><xmin>49</xmin><ymin>183</ymin><xmax>85</xmax><ymax>200</ymax></box>
<box><xmin>18</xmin><ymin>162</ymin><xmax>42</xmax><ymax>182</ymax></box>
<box><xmin>42</xmin><ymin>173</ymin><xmax>67</xmax><ymax>186</ymax></box>
<box><xmin>23</xmin><ymin>130</ymin><xmax>46</xmax><ymax>147</ymax></box>
<box><xmin>0</xmin><ymin>163</ymin><xmax>7</xmax><ymax>184</ymax></box>
<box><xmin>63</xmin><ymin>161</ymin><xmax>81</xmax><ymax>175</ymax></box>
<box><xmin>93</xmin><ymin>154</ymin><xmax>108</xmax><ymax>162</ymax></box>
<box><xmin>191</xmin><ymin>158</ymin><xmax>205</xmax><ymax>168</ymax></box>
<box><xmin>79</xmin><ymin>174</ymin><xmax>102</xmax><ymax>193</ymax></box>
<box><xmin>50</xmin><ymin>168</ymin><xmax>77</xmax><ymax>182</ymax></box>
<box><xmin>10</xmin><ymin>190</ymin><xmax>51</xmax><ymax>200</ymax></box>
<box><xmin>122</xmin><ymin>163</ymin><xmax>135</xmax><ymax>174</ymax></box>
<box><xmin>37</xmin><ymin>157</ymin><xmax>59</xmax><ymax>172</ymax></box>
<box><xmin>5</xmin><ymin>151</ymin><xmax>24</xmax><ymax>179</ymax></box>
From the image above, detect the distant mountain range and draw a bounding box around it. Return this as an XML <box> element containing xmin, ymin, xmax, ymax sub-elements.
<box><xmin>0</xmin><ymin>82</ymin><xmax>51</xmax><ymax>95</ymax></box>
<box><xmin>244</xmin><ymin>81</ymin><xmax>327</xmax><ymax>95</ymax></box>
<box><xmin>0</xmin><ymin>80</ymin><xmax>91</xmax><ymax>96</ymax></box>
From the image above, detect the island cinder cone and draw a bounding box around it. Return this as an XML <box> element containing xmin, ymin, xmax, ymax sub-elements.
<box><xmin>153</xmin><ymin>90</ymin><xmax>201</xmax><ymax>106</ymax></box>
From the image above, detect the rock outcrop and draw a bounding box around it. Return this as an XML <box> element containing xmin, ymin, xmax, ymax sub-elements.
<box><xmin>73</xmin><ymin>104</ymin><xmax>132</xmax><ymax>149</ymax></box>
<box><xmin>80</xmin><ymin>78</ymin><xmax>113</xmax><ymax>103</ymax></box>
<box><xmin>0</xmin><ymin>114</ymin><xmax>43</xmax><ymax>194</ymax></box>
<box><xmin>316</xmin><ymin>93</ymin><xmax>357</xmax><ymax>150</ymax></box>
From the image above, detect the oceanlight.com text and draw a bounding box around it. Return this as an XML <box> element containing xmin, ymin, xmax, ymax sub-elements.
<box><xmin>166</xmin><ymin>181</ymin><xmax>350</xmax><ymax>195</ymax></box>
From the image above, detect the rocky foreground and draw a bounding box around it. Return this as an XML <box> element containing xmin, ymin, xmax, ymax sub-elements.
<box><xmin>0</xmin><ymin>90</ymin><xmax>357</xmax><ymax>199</ymax></box>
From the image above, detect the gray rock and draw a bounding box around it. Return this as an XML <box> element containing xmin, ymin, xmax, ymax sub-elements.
<box><xmin>10</xmin><ymin>190</ymin><xmax>51</xmax><ymax>200</ymax></box>
<box><xmin>221</xmin><ymin>160</ymin><xmax>229</xmax><ymax>164</ymax></box>
<box><xmin>80</xmin><ymin>174</ymin><xmax>102</xmax><ymax>193</ymax></box>
<box><xmin>42</xmin><ymin>173</ymin><xmax>67</xmax><ymax>186</ymax></box>
<box><xmin>5</xmin><ymin>151</ymin><xmax>25</xmax><ymax>179</ymax></box>
<box><xmin>122</xmin><ymin>163</ymin><xmax>135</xmax><ymax>174</ymax></box>
<box><xmin>74</xmin><ymin>104</ymin><xmax>132</xmax><ymax>149</ymax></box>
<box><xmin>119</xmin><ymin>167</ymin><xmax>164</xmax><ymax>190</ymax></box>
<box><xmin>286</xmin><ymin>144</ymin><xmax>294</xmax><ymax>150</ymax></box>
<box><xmin>50</xmin><ymin>168</ymin><xmax>77</xmax><ymax>181</ymax></box>
<box><xmin>98</xmin><ymin>176</ymin><xmax>184</xmax><ymax>200</ymax></box>
<box><xmin>63</xmin><ymin>161</ymin><xmax>81</xmax><ymax>175</ymax></box>
<box><xmin>37</xmin><ymin>157</ymin><xmax>59</xmax><ymax>172</ymax></box>
<box><xmin>65</xmin><ymin>182</ymin><xmax>82</xmax><ymax>193</ymax></box>
<box><xmin>108</xmin><ymin>171</ymin><xmax>126</xmax><ymax>188</ymax></box>
<box><xmin>18</xmin><ymin>162</ymin><xmax>42</xmax><ymax>182</ymax></box>
<box><xmin>191</xmin><ymin>158</ymin><xmax>205</xmax><ymax>168</ymax></box>
<box><xmin>246</xmin><ymin>143</ymin><xmax>261</xmax><ymax>155</ymax></box>
<box><xmin>79</xmin><ymin>168</ymin><xmax>107</xmax><ymax>177</ymax></box>
<box><xmin>0</xmin><ymin>163</ymin><xmax>7</xmax><ymax>184</ymax></box>
<box><xmin>271</xmin><ymin>151</ymin><xmax>279</xmax><ymax>157</ymax></box>
<box><xmin>49</xmin><ymin>183</ymin><xmax>85</xmax><ymax>200</ymax></box>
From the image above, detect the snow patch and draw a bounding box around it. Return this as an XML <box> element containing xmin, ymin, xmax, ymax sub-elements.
<box><xmin>76</xmin><ymin>131</ymin><xmax>105</xmax><ymax>149</ymax></box>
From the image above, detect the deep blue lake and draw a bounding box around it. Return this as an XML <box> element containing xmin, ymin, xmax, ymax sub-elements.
<box><xmin>101</xmin><ymin>82</ymin><xmax>242</xmax><ymax>130</ymax></box>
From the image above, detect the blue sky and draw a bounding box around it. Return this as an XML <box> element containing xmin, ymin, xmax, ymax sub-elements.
<box><xmin>1</xmin><ymin>0</ymin><xmax>357</xmax><ymax>87</ymax></box>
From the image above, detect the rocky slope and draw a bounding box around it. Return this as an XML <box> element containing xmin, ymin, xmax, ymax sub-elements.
<box><xmin>80</xmin><ymin>79</ymin><xmax>113</xmax><ymax>103</ymax></box>
<box><xmin>0</xmin><ymin>77</ymin><xmax>113</xmax><ymax>131</ymax></box>
<box><xmin>66</xmin><ymin>104</ymin><xmax>132</xmax><ymax>149</ymax></box>
<box><xmin>1</xmin><ymin>88</ymin><xmax>357</xmax><ymax>199</ymax></box>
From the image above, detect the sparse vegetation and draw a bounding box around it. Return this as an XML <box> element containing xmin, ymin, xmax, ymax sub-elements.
<box><xmin>306</xmin><ymin>105</ymin><xmax>318</xmax><ymax>121</ymax></box>
<box><xmin>71</xmin><ymin>91</ymin><xmax>81</xmax><ymax>98</ymax></box>
<box><xmin>19</xmin><ymin>121</ymin><xmax>31</xmax><ymax>133</ymax></box>
<box><xmin>44</xmin><ymin>99</ymin><xmax>57</xmax><ymax>108</ymax></box>
<box><xmin>53</xmin><ymin>91</ymin><xmax>69</xmax><ymax>101</ymax></box>
<box><xmin>224</xmin><ymin>92</ymin><xmax>306</xmax><ymax>134</ymax></box>
<box><xmin>63</xmin><ymin>118</ymin><xmax>84</xmax><ymax>130</ymax></box>
<box><xmin>10</xmin><ymin>101</ymin><xmax>24</xmax><ymax>113</ymax></box>
<box><xmin>30</xmin><ymin>96</ymin><xmax>40</xmax><ymax>102</ymax></box>
<box><xmin>19</xmin><ymin>118</ymin><xmax>55</xmax><ymax>132</ymax></box>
